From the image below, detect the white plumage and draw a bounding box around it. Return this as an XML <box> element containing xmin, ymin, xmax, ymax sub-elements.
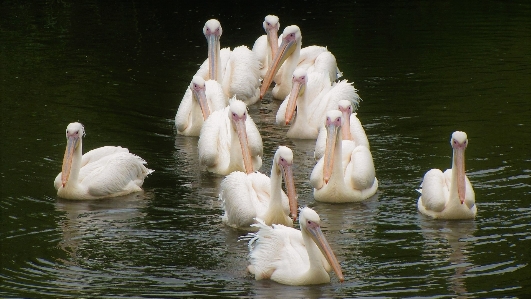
<box><xmin>54</xmin><ymin>122</ymin><xmax>153</xmax><ymax>200</ymax></box>
<box><xmin>246</xmin><ymin>207</ymin><xmax>344</xmax><ymax>285</ymax></box>
<box><xmin>220</xmin><ymin>146</ymin><xmax>298</xmax><ymax>230</ymax></box>
<box><xmin>418</xmin><ymin>131</ymin><xmax>477</xmax><ymax>219</ymax></box>
<box><xmin>252</xmin><ymin>15</ymin><xmax>280</xmax><ymax>79</ymax></box>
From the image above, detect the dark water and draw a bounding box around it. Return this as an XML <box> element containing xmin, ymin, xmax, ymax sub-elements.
<box><xmin>1</xmin><ymin>1</ymin><xmax>530</xmax><ymax>297</ymax></box>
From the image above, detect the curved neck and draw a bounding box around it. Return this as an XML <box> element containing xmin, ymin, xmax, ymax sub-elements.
<box><xmin>67</xmin><ymin>140</ymin><xmax>83</xmax><ymax>190</ymax></box>
<box><xmin>264</xmin><ymin>162</ymin><xmax>285</xmax><ymax>223</ymax></box>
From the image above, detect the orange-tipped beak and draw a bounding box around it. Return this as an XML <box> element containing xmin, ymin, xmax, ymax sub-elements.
<box><xmin>259</xmin><ymin>36</ymin><xmax>297</xmax><ymax>99</ymax></box>
<box><xmin>307</xmin><ymin>224</ymin><xmax>345</xmax><ymax>283</ymax></box>
<box><xmin>281</xmin><ymin>162</ymin><xmax>298</xmax><ymax>221</ymax></box>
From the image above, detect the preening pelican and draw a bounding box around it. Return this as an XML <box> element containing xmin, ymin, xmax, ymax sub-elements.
<box><xmin>198</xmin><ymin>98</ymin><xmax>263</xmax><ymax>175</ymax></box>
<box><xmin>175</xmin><ymin>76</ymin><xmax>227</xmax><ymax>136</ymax></box>
<box><xmin>417</xmin><ymin>131</ymin><xmax>476</xmax><ymax>219</ymax></box>
<box><xmin>247</xmin><ymin>207</ymin><xmax>344</xmax><ymax>285</ymax></box>
<box><xmin>195</xmin><ymin>19</ymin><xmax>261</xmax><ymax>105</ymax></box>
<box><xmin>275</xmin><ymin>68</ymin><xmax>360</xmax><ymax>139</ymax></box>
<box><xmin>310</xmin><ymin>110</ymin><xmax>378</xmax><ymax>202</ymax></box>
<box><xmin>54</xmin><ymin>122</ymin><xmax>153</xmax><ymax>200</ymax></box>
<box><xmin>260</xmin><ymin>25</ymin><xmax>341</xmax><ymax>100</ymax></box>
<box><xmin>252</xmin><ymin>15</ymin><xmax>280</xmax><ymax>79</ymax></box>
<box><xmin>315</xmin><ymin>99</ymin><xmax>368</xmax><ymax>160</ymax></box>
<box><xmin>220</xmin><ymin>146</ymin><xmax>298</xmax><ymax>230</ymax></box>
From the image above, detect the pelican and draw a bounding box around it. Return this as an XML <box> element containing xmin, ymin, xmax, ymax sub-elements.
<box><xmin>310</xmin><ymin>110</ymin><xmax>378</xmax><ymax>202</ymax></box>
<box><xmin>252</xmin><ymin>15</ymin><xmax>280</xmax><ymax>79</ymax></box>
<box><xmin>195</xmin><ymin>19</ymin><xmax>261</xmax><ymax>105</ymax></box>
<box><xmin>417</xmin><ymin>131</ymin><xmax>477</xmax><ymax>219</ymax></box>
<box><xmin>275</xmin><ymin>68</ymin><xmax>360</xmax><ymax>139</ymax></box>
<box><xmin>175</xmin><ymin>76</ymin><xmax>227</xmax><ymax>136</ymax></box>
<box><xmin>198</xmin><ymin>98</ymin><xmax>262</xmax><ymax>175</ymax></box>
<box><xmin>259</xmin><ymin>25</ymin><xmax>341</xmax><ymax>100</ymax></box>
<box><xmin>247</xmin><ymin>207</ymin><xmax>344</xmax><ymax>285</ymax></box>
<box><xmin>315</xmin><ymin>99</ymin><xmax>368</xmax><ymax>160</ymax></box>
<box><xmin>54</xmin><ymin>122</ymin><xmax>153</xmax><ymax>200</ymax></box>
<box><xmin>220</xmin><ymin>146</ymin><xmax>298</xmax><ymax>230</ymax></box>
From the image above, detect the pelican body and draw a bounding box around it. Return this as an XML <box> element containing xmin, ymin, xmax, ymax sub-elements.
<box><xmin>54</xmin><ymin>122</ymin><xmax>153</xmax><ymax>200</ymax></box>
<box><xmin>198</xmin><ymin>98</ymin><xmax>263</xmax><ymax>175</ymax></box>
<box><xmin>252</xmin><ymin>15</ymin><xmax>280</xmax><ymax>79</ymax></box>
<box><xmin>247</xmin><ymin>207</ymin><xmax>344</xmax><ymax>285</ymax></box>
<box><xmin>310</xmin><ymin>110</ymin><xmax>378</xmax><ymax>202</ymax></box>
<box><xmin>418</xmin><ymin>131</ymin><xmax>476</xmax><ymax>219</ymax></box>
<box><xmin>220</xmin><ymin>146</ymin><xmax>298</xmax><ymax>230</ymax></box>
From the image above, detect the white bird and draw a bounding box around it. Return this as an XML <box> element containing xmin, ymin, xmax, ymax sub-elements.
<box><xmin>315</xmin><ymin>99</ymin><xmax>368</xmax><ymax>160</ymax></box>
<box><xmin>310</xmin><ymin>110</ymin><xmax>378</xmax><ymax>202</ymax></box>
<box><xmin>220</xmin><ymin>146</ymin><xmax>298</xmax><ymax>230</ymax></box>
<box><xmin>195</xmin><ymin>19</ymin><xmax>261</xmax><ymax>105</ymax></box>
<box><xmin>247</xmin><ymin>207</ymin><xmax>344</xmax><ymax>285</ymax></box>
<box><xmin>259</xmin><ymin>25</ymin><xmax>342</xmax><ymax>101</ymax></box>
<box><xmin>175</xmin><ymin>76</ymin><xmax>227</xmax><ymax>136</ymax></box>
<box><xmin>198</xmin><ymin>98</ymin><xmax>263</xmax><ymax>175</ymax></box>
<box><xmin>417</xmin><ymin>131</ymin><xmax>477</xmax><ymax>219</ymax></box>
<box><xmin>252</xmin><ymin>15</ymin><xmax>280</xmax><ymax>79</ymax></box>
<box><xmin>275</xmin><ymin>68</ymin><xmax>360</xmax><ymax>139</ymax></box>
<box><xmin>54</xmin><ymin>122</ymin><xmax>153</xmax><ymax>200</ymax></box>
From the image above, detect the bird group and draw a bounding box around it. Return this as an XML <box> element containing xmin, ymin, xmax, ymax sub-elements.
<box><xmin>54</xmin><ymin>15</ymin><xmax>477</xmax><ymax>286</ymax></box>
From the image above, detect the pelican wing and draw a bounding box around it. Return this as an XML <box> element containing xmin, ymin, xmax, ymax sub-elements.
<box><xmin>419</xmin><ymin>169</ymin><xmax>448</xmax><ymax>212</ymax></box>
<box><xmin>245</xmin><ymin>115</ymin><xmax>263</xmax><ymax>170</ymax></box>
<box><xmin>175</xmin><ymin>88</ymin><xmax>194</xmax><ymax>134</ymax></box>
<box><xmin>350</xmin><ymin>113</ymin><xmax>370</xmax><ymax>149</ymax></box>
<box><xmin>252</xmin><ymin>35</ymin><xmax>270</xmax><ymax>78</ymax></box>
<box><xmin>198</xmin><ymin>107</ymin><xmax>230</xmax><ymax>170</ymax></box>
<box><xmin>222</xmin><ymin>46</ymin><xmax>261</xmax><ymax>105</ymax></box>
<box><xmin>345</xmin><ymin>145</ymin><xmax>376</xmax><ymax>190</ymax></box>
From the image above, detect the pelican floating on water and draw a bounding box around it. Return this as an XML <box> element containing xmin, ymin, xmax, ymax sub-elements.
<box><xmin>175</xmin><ymin>76</ymin><xmax>227</xmax><ymax>136</ymax></box>
<box><xmin>220</xmin><ymin>146</ymin><xmax>298</xmax><ymax>230</ymax></box>
<box><xmin>54</xmin><ymin>122</ymin><xmax>153</xmax><ymax>200</ymax></box>
<box><xmin>417</xmin><ymin>131</ymin><xmax>476</xmax><ymax>219</ymax></box>
<box><xmin>196</xmin><ymin>19</ymin><xmax>261</xmax><ymax>105</ymax></box>
<box><xmin>310</xmin><ymin>110</ymin><xmax>378</xmax><ymax>202</ymax></box>
<box><xmin>276</xmin><ymin>68</ymin><xmax>360</xmax><ymax>139</ymax></box>
<box><xmin>247</xmin><ymin>207</ymin><xmax>344</xmax><ymax>285</ymax></box>
<box><xmin>198</xmin><ymin>98</ymin><xmax>262</xmax><ymax>175</ymax></box>
<box><xmin>252</xmin><ymin>15</ymin><xmax>280</xmax><ymax>79</ymax></box>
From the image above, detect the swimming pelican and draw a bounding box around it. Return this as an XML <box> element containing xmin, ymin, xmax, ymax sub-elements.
<box><xmin>175</xmin><ymin>76</ymin><xmax>227</xmax><ymax>136</ymax></box>
<box><xmin>417</xmin><ymin>131</ymin><xmax>476</xmax><ymax>219</ymax></box>
<box><xmin>315</xmin><ymin>99</ymin><xmax>368</xmax><ymax>160</ymax></box>
<box><xmin>310</xmin><ymin>110</ymin><xmax>378</xmax><ymax>202</ymax></box>
<box><xmin>259</xmin><ymin>25</ymin><xmax>341</xmax><ymax>100</ymax></box>
<box><xmin>198</xmin><ymin>98</ymin><xmax>262</xmax><ymax>175</ymax></box>
<box><xmin>195</xmin><ymin>19</ymin><xmax>261</xmax><ymax>105</ymax></box>
<box><xmin>220</xmin><ymin>146</ymin><xmax>298</xmax><ymax>230</ymax></box>
<box><xmin>275</xmin><ymin>68</ymin><xmax>360</xmax><ymax>139</ymax></box>
<box><xmin>247</xmin><ymin>207</ymin><xmax>344</xmax><ymax>285</ymax></box>
<box><xmin>54</xmin><ymin>122</ymin><xmax>153</xmax><ymax>200</ymax></box>
<box><xmin>252</xmin><ymin>15</ymin><xmax>280</xmax><ymax>79</ymax></box>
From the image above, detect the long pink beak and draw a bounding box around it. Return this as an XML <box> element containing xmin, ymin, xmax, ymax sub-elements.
<box><xmin>323</xmin><ymin>123</ymin><xmax>339</xmax><ymax>184</ymax></box>
<box><xmin>307</xmin><ymin>223</ymin><xmax>345</xmax><ymax>283</ymax></box>
<box><xmin>454</xmin><ymin>147</ymin><xmax>466</xmax><ymax>204</ymax></box>
<box><xmin>280</xmin><ymin>162</ymin><xmax>298</xmax><ymax>221</ymax></box>
<box><xmin>285</xmin><ymin>80</ymin><xmax>303</xmax><ymax>124</ymax></box>
<box><xmin>259</xmin><ymin>35</ymin><xmax>297</xmax><ymax>99</ymax></box>
<box><xmin>61</xmin><ymin>136</ymin><xmax>78</xmax><ymax>187</ymax></box>
<box><xmin>234</xmin><ymin>118</ymin><xmax>253</xmax><ymax>174</ymax></box>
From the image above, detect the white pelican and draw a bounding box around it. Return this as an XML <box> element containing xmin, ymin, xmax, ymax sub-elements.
<box><xmin>275</xmin><ymin>68</ymin><xmax>360</xmax><ymax>139</ymax></box>
<box><xmin>195</xmin><ymin>19</ymin><xmax>261</xmax><ymax>105</ymax></box>
<box><xmin>252</xmin><ymin>15</ymin><xmax>280</xmax><ymax>79</ymax></box>
<box><xmin>175</xmin><ymin>76</ymin><xmax>227</xmax><ymax>136</ymax></box>
<box><xmin>54</xmin><ymin>122</ymin><xmax>153</xmax><ymax>200</ymax></box>
<box><xmin>310</xmin><ymin>110</ymin><xmax>378</xmax><ymax>202</ymax></box>
<box><xmin>198</xmin><ymin>98</ymin><xmax>263</xmax><ymax>175</ymax></box>
<box><xmin>259</xmin><ymin>25</ymin><xmax>341</xmax><ymax>100</ymax></box>
<box><xmin>417</xmin><ymin>131</ymin><xmax>477</xmax><ymax>219</ymax></box>
<box><xmin>220</xmin><ymin>146</ymin><xmax>298</xmax><ymax>230</ymax></box>
<box><xmin>247</xmin><ymin>207</ymin><xmax>344</xmax><ymax>285</ymax></box>
<box><xmin>315</xmin><ymin>99</ymin><xmax>368</xmax><ymax>160</ymax></box>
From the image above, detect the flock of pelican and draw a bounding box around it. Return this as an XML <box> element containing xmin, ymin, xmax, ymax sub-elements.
<box><xmin>54</xmin><ymin>15</ymin><xmax>477</xmax><ymax>286</ymax></box>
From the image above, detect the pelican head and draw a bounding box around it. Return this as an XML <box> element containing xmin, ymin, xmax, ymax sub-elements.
<box><xmin>299</xmin><ymin>207</ymin><xmax>344</xmax><ymax>283</ymax></box>
<box><xmin>274</xmin><ymin>146</ymin><xmax>298</xmax><ymax>221</ymax></box>
<box><xmin>190</xmin><ymin>76</ymin><xmax>210</xmax><ymax>120</ymax></box>
<box><xmin>285</xmin><ymin>67</ymin><xmax>307</xmax><ymax>124</ymax></box>
<box><xmin>263</xmin><ymin>15</ymin><xmax>280</xmax><ymax>59</ymax></box>
<box><xmin>203</xmin><ymin>19</ymin><xmax>222</xmax><ymax>81</ymax></box>
<box><xmin>61</xmin><ymin>122</ymin><xmax>85</xmax><ymax>187</ymax></box>
<box><xmin>450</xmin><ymin>131</ymin><xmax>468</xmax><ymax>204</ymax></box>
<box><xmin>323</xmin><ymin>110</ymin><xmax>343</xmax><ymax>183</ymax></box>
<box><xmin>260</xmin><ymin>25</ymin><xmax>302</xmax><ymax>99</ymax></box>
<box><xmin>338</xmin><ymin>100</ymin><xmax>354</xmax><ymax>141</ymax></box>
<box><xmin>229</xmin><ymin>99</ymin><xmax>253</xmax><ymax>174</ymax></box>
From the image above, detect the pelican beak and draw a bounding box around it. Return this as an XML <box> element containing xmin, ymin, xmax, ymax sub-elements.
<box><xmin>323</xmin><ymin>123</ymin><xmax>339</xmax><ymax>184</ymax></box>
<box><xmin>260</xmin><ymin>35</ymin><xmax>297</xmax><ymax>99</ymax></box>
<box><xmin>285</xmin><ymin>79</ymin><xmax>304</xmax><ymax>125</ymax></box>
<box><xmin>266</xmin><ymin>26</ymin><xmax>279</xmax><ymax>62</ymax></box>
<box><xmin>207</xmin><ymin>33</ymin><xmax>220</xmax><ymax>81</ymax></box>
<box><xmin>61</xmin><ymin>135</ymin><xmax>79</xmax><ymax>187</ymax></box>
<box><xmin>307</xmin><ymin>224</ymin><xmax>345</xmax><ymax>283</ymax></box>
<box><xmin>234</xmin><ymin>117</ymin><xmax>253</xmax><ymax>174</ymax></box>
<box><xmin>193</xmin><ymin>86</ymin><xmax>210</xmax><ymax>120</ymax></box>
<box><xmin>455</xmin><ymin>146</ymin><xmax>466</xmax><ymax>204</ymax></box>
<box><xmin>340</xmin><ymin>109</ymin><xmax>352</xmax><ymax>141</ymax></box>
<box><xmin>280</xmin><ymin>162</ymin><xmax>298</xmax><ymax>221</ymax></box>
